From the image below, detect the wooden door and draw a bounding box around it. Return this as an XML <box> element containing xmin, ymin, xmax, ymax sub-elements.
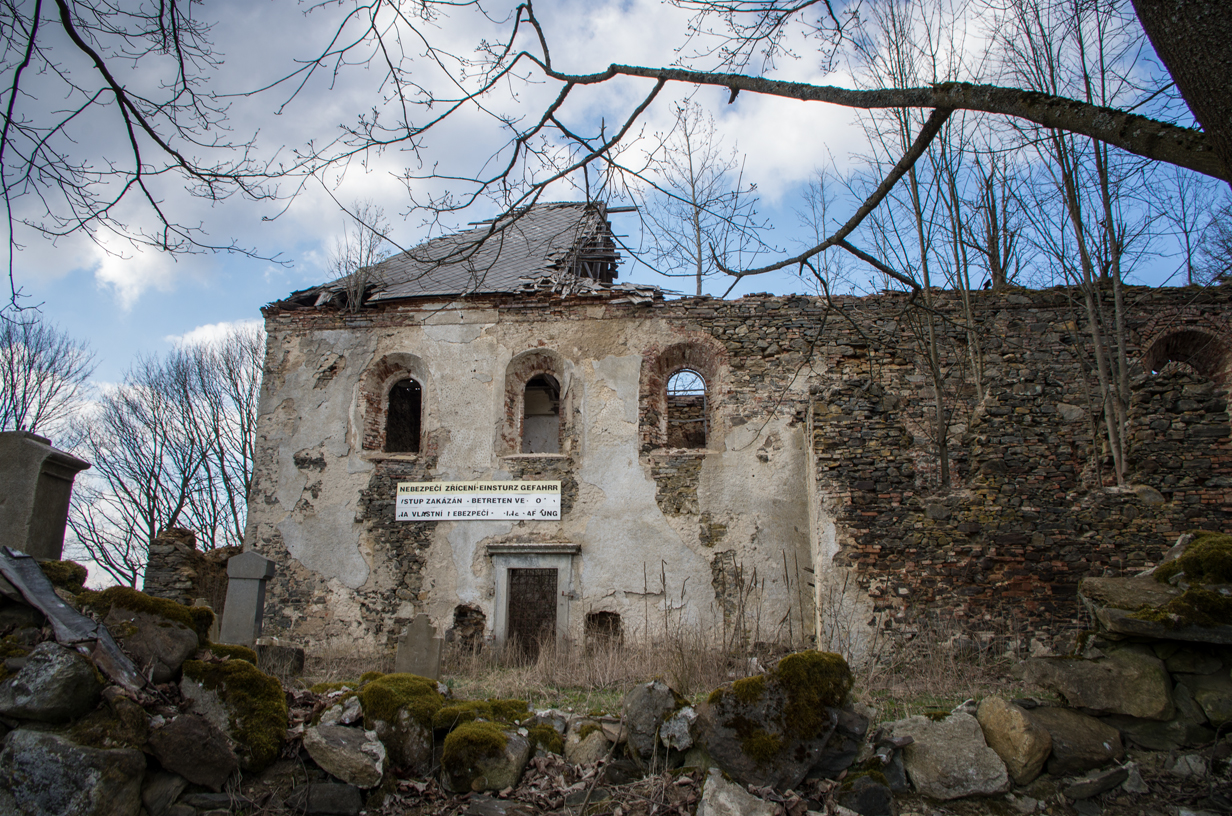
<box><xmin>506</xmin><ymin>567</ymin><xmax>557</xmax><ymax>661</ymax></box>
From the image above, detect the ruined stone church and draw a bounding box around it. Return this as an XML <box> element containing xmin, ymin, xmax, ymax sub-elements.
<box><xmin>244</xmin><ymin>201</ymin><xmax>1232</xmax><ymax>655</ymax></box>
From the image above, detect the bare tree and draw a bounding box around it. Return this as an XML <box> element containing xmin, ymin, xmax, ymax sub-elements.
<box><xmin>0</xmin><ymin>309</ymin><xmax>95</xmax><ymax>442</ymax></box>
<box><xmin>639</xmin><ymin>101</ymin><xmax>768</xmax><ymax>295</ymax></box>
<box><xmin>0</xmin><ymin>0</ymin><xmax>283</xmax><ymax>304</ymax></box>
<box><xmin>1158</xmin><ymin>166</ymin><xmax>1220</xmax><ymax>286</ymax></box>
<box><xmin>328</xmin><ymin>201</ymin><xmax>392</xmax><ymax>313</ymax></box>
<box><xmin>70</xmin><ymin>354</ymin><xmax>205</xmax><ymax>587</ymax></box>
<box><xmin>68</xmin><ymin>324</ymin><xmax>263</xmax><ymax>585</ymax></box>
<box><xmin>1197</xmin><ymin>201</ymin><xmax>1232</xmax><ymax>284</ymax></box>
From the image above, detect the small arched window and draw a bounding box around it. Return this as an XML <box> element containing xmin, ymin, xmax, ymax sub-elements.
<box><xmin>522</xmin><ymin>373</ymin><xmax>561</xmax><ymax>453</ymax></box>
<box><xmin>667</xmin><ymin>369</ymin><xmax>707</xmax><ymax>448</ymax></box>
<box><xmin>386</xmin><ymin>378</ymin><xmax>422</xmax><ymax>453</ymax></box>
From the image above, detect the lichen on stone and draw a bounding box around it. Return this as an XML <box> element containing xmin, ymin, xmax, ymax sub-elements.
<box><xmin>79</xmin><ymin>587</ymin><xmax>214</xmax><ymax>642</ymax></box>
<box><xmin>0</xmin><ymin>636</ymin><xmax>31</xmax><ymax>683</ymax></box>
<box><xmin>358</xmin><ymin>672</ymin><xmax>444</xmax><ymax>730</ymax></box>
<box><xmin>182</xmin><ymin>658</ymin><xmax>287</xmax><ymax>772</ymax></box>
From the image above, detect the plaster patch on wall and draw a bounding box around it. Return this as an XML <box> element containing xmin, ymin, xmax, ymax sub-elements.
<box><xmin>446</xmin><ymin>520</ymin><xmax>513</xmax><ymax>606</ymax></box>
<box><xmin>593</xmin><ymin>355</ymin><xmax>642</xmax><ymax>425</ymax></box>
<box><xmin>277</xmin><ymin>501</ymin><xmax>370</xmax><ymax>589</ymax></box>
<box><xmin>425</xmin><ymin>323</ymin><xmax>485</xmax><ymax>344</ymax></box>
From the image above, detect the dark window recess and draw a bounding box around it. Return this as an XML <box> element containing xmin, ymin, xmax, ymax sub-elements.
<box><xmin>667</xmin><ymin>369</ymin><xmax>707</xmax><ymax>448</ymax></box>
<box><xmin>386</xmin><ymin>379</ymin><xmax>422</xmax><ymax>453</ymax></box>
<box><xmin>584</xmin><ymin>611</ymin><xmax>622</xmax><ymax>651</ymax></box>
<box><xmin>450</xmin><ymin>604</ymin><xmax>487</xmax><ymax>653</ymax></box>
<box><xmin>506</xmin><ymin>567</ymin><xmax>557</xmax><ymax>661</ymax></box>
<box><xmin>522</xmin><ymin>373</ymin><xmax>561</xmax><ymax>454</ymax></box>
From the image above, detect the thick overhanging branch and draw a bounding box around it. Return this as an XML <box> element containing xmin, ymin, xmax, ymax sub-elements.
<box><xmin>545</xmin><ymin>64</ymin><xmax>1224</xmax><ymax>182</ymax></box>
<box><xmin>720</xmin><ymin>106</ymin><xmax>952</xmax><ymax>286</ymax></box>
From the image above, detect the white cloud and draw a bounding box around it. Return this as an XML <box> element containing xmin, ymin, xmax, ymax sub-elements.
<box><xmin>166</xmin><ymin>319</ymin><xmax>264</xmax><ymax>348</ymax></box>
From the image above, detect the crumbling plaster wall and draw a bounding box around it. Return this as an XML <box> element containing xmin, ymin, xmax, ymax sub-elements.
<box><xmin>246</xmin><ymin>299</ymin><xmax>817</xmax><ymax>652</ymax></box>
<box><xmin>248</xmin><ymin>284</ymin><xmax>1232</xmax><ymax>656</ymax></box>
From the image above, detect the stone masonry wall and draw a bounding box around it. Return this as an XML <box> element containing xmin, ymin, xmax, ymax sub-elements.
<box><xmin>250</xmin><ymin>283</ymin><xmax>1232</xmax><ymax>650</ymax></box>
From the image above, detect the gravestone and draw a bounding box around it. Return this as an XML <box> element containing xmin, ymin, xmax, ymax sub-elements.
<box><xmin>394</xmin><ymin>614</ymin><xmax>443</xmax><ymax>680</ymax></box>
<box><xmin>0</xmin><ymin>432</ymin><xmax>89</xmax><ymax>560</ymax></box>
<box><xmin>218</xmin><ymin>552</ymin><xmax>275</xmax><ymax>647</ymax></box>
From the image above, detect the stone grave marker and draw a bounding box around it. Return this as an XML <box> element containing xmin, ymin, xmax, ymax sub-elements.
<box><xmin>395</xmin><ymin>613</ymin><xmax>443</xmax><ymax>680</ymax></box>
<box><xmin>218</xmin><ymin>552</ymin><xmax>275</xmax><ymax>647</ymax></box>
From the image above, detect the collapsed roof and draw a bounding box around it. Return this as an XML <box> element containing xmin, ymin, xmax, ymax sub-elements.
<box><xmin>272</xmin><ymin>201</ymin><xmax>657</xmax><ymax>311</ymax></box>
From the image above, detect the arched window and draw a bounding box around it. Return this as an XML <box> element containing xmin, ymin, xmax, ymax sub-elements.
<box><xmin>666</xmin><ymin>369</ymin><xmax>707</xmax><ymax>448</ymax></box>
<box><xmin>1143</xmin><ymin>329</ymin><xmax>1230</xmax><ymax>383</ymax></box>
<box><xmin>386</xmin><ymin>378</ymin><xmax>422</xmax><ymax>453</ymax></box>
<box><xmin>522</xmin><ymin>373</ymin><xmax>561</xmax><ymax>453</ymax></box>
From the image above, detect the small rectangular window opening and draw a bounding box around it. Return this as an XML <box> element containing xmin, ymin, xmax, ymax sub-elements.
<box><xmin>386</xmin><ymin>379</ymin><xmax>422</xmax><ymax>453</ymax></box>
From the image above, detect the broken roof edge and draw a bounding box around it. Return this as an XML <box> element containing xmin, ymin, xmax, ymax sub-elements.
<box><xmin>267</xmin><ymin>201</ymin><xmax>633</xmax><ymax>313</ymax></box>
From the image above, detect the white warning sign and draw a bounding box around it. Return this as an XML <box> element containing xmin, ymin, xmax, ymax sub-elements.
<box><xmin>396</xmin><ymin>481</ymin><xmax>561</xmax><ymax>521</ymax></box>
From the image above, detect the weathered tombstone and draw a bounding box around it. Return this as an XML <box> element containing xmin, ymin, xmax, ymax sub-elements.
<box><xmin>256</xmin><ymin>636</ymin><xmax>306</xmax><ymax>676</ymax></box>
<box><xmin>394</xmin><ymin>614</ymin><xmax>443</xmax><ymax>680</ymax></box>
<box><xmin>217</xmin><ymin>552</ymin><xmax>275</xmax><ymax>647</ymax></box>
<box><xmin>0</xmin><ymin>432</ymin><xmax>89</xmax><ymax>560</ymax></box>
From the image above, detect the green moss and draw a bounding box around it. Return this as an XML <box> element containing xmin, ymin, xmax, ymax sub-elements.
<box><xmin>432</xmin><ymin>699</ymin><xmax>530</xmax><ymax>731</ymax></box>
<box><xmin>38</xmin><ymin>560</ymin><xmax>87</xmax><ymax>594</ymax></box>
<box><xmin>207</xmin><ymin>643</ymin><xmax>257</xmax><ymax>664</ymax></box>
<box><xmin>740</xmin><ymin>728</ymin><xmax>782</xmax><ymax>765</ymax></box>
<box><xmin>1130</xmin><ymin>588</ymin><xmax>1232</xmax><ymax>628</ymax></box>
<box><xmin>578</xmin><ymin>722</ymin><xmax>603</xmax><ymax>740</ymax></box>
<box><xmin>924</xmin><ymin>710</ymin><xmax>950</xmax><ymax>721</ymax></box>
<box><xmin>359</xmin><ymin>673</ymin><xmax>444</xmax><ymax>730</ymax></box>
<box><xmin>78</xmin><ymin>587</ymin><xmax>214</xmax><ymax>642</ymax></box>
<box><xmin>527</xmin><ymin>723</ymin><xmax>564</xmax><ymax>754</ymax></box>
<box><xmin>707</xmin><ymin>688</ymin><xmax>727</xmax><ymax>706</ymax></box>
<box><xmin>1156</xmin><ymin>532</ymin><xmax>1232</xmax><ymax>586</ymax></box>
<box><xmin>359</xmin><ymin>671</ymin><xmax>386</xmax><ymax>685</ymax></box>
<box><xmin>310</xmin><ymin>680</ymin><xmax>358</xmax><ymax>695</ymax></box>
<box><xmin>731</xmin><ymin>675</ymin><xmax>766</xmax><ymax>704</ymax></box>
<box><xmin>182</xmin><ymin>658</ymin><xmax>287</xmax><ymax>772</ymax></box>
<box><xmin>70</xmin><ymin>703</ymin><xmax>148</xmax><ymax>750</ymax></box>
<box><xmin>776</xmin><ymin>650</ymin><xmax>853</xmax><ymax>740</ymax></box>
<box><xmin>441</xmin><ymin>721</ymin><xmax>509</xmax><ymax>786</ymax></box>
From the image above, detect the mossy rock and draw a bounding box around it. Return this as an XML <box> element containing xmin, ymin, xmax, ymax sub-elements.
<box><xmin>37</xmin><ymin>559</ymin><xmax>87</xmax><ymax>594</ymax></box>
<box><xmin>442</xmin><ymin>721</ymin><xmax>529</xmax><ymax>793</ymax></box>
<box><xmin>207</xmin><ymin>643</ymin><xmax>257</xmax><ymax>665</ymax></box>
<box><xmin>432</xmin><ymin>699</ymin><xmax>529</xmax><ymax>732</ymax></box>
<box><xmin>79</xmin><ymin>587</ymin><xmax>214</xmax><ymax>642</ymax></box>
<box><xmin>699</xmin><ymin>650</ymin><xmax>855</xmax><ymax>789</ymax></box>
<box><xmin>359</xmin><ymin>671</ymin><xmax>386</xmax><ymax>685</ymax></box>
<box><xmin>527</xmin><ymin>723</ymin><xmax>564</xmax><ymax>755</ymax></box>
<box><xmin>359</xmin><ymin>673</ymin><xmax>444</xmax><ymax>731</ymax></box>
<box><xmin>182</xmin><ymin>658</ymin><xmax>287</xmax><ymax>772</ymax></box>
<box><xmin>0</xmin><ymin>636</ymin><xmax>31</xmax><ymax>682</ymax></box>
<box><xmin>578</xmin><ymin>722</ymin><xmax>603</xmax><ymax>740</ymax></box>
<box><xmin>1130</xmin><ymin>588</ymin><xmax>1232</xmax><ymax>629</ymax></box>
<box><xmin>70</xmin><ymin>698</ymin><xmax>149</xmax><ymax>750</ymax></box>
<box><xmin>1156</xmin><ymin>532</ymin><xmax>1232</xmax><ymax>586</ymax></box>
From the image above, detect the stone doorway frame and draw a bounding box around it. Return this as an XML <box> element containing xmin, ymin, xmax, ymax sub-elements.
<box><xmin>487</xmin><ymin>542</ymin><xmax>579</xmax><ymax>653</ymax></box>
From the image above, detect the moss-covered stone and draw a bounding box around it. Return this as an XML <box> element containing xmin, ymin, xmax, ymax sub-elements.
<box><xmin>359</xmin><ymin>671</ymin><xmax>386</xmax><ymax>685</ymax></box>
<box><xmin>310</xmin><ymin>680</ymin><xmax>359</xmax><ymax>695</ymax></box>
<box><xmin>70</xmin><ymin>698</ymin><xmax>149</xmax><ymax>750</ymax></box>
<box><xmin>1130</xmin><ymin>588</ymin><xmax>1232</xmax><ymax>629</ymax></box>
<box><xmin>79</xmin><ymin>587</ymin><xmax>214</xmax><ymax>642</ymax></box>
<box><xmin>578</xmin><ymin>722</ymin><xmax>603</xmax><ymax>740</ymax></box>
<box><xmin>441</xmin><ymin>721</ymin><xmax>510</xmax><ymax>790</ymax></box>
<box><xmin>182</xmin><ymin>658</ymin><xmax>287</xmax><ymax>772</ymax></box>
<box><xmin>0</xmin><ymin>636</ymin><xmax>31</xmax><ymax>683</ymax></box>
<box><xmin>37</xmin><ymin>560</ymin><xmax>87</xmax><ymax>594</ymax></box>
<box><xmin>432</xmin><ymin>699</ymin><xmax>529</xmax><ymax>731</ymax></box>
<box><xmin>775</xmin><ymin>650</ymin><xmax>853</xmax><ymax>740</ymax></box>
<box><xmin>1156</xmin><ymin>532</ymin><xmax>1232</xmax><ymax>586</ymax></box>
<box><xmin>731</xmin><ymin>675</ymin><xmax>766</xmax><ymax>704</ymax></box>
<box><xmin>527</xmin><ymin>723</ymin><xmax>564</xmax><ymax>754</ymax></box>
<box><xmin>359</xmin><ymin>673</ymin><xmax>444</xmax><ymax>731</ymax></box>
<box><xmin>207</xmin><ymin>643</ymin><xmax>257</xmax><ymax>665</ymax></box>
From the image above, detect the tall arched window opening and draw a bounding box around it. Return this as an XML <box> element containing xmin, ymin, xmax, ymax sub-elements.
<box><xmin>386</xmin><ymin>379</ymin><xmax>422</xmax><ymax>453</ymax></box>
<box><xmin>667</xmin><ymin>369</ymin><xmax>707</xmax><ymax>448</ymax></box>
<box><xmin>522</xmin><ymin>374</ymin><xmax>560</xmax><ymax>453</ymax></box>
